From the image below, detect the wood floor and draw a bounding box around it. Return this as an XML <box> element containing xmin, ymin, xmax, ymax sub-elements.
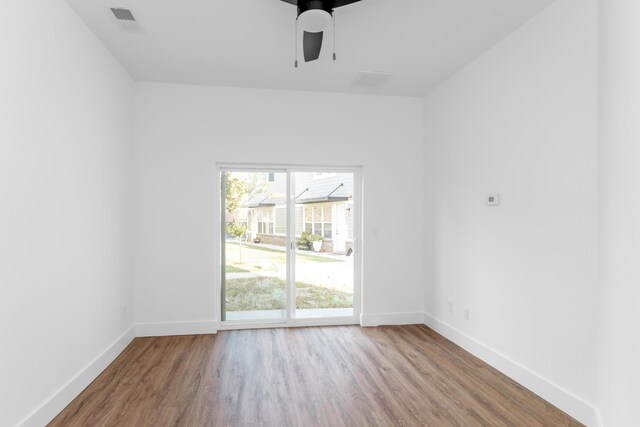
<box><xmin>49</xmin><ymin>325</ymin><xmax>582</xmax><ymax>426</ymax></box>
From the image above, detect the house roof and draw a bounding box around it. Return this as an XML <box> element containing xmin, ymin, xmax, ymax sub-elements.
<box><xmin>244</xmin><ymin>193</ymin><xmax>284</xmax><ymax>208</ymax></box>
<box><xmin>242</xmin><ymin>173</ymin><xmax>353</xmax><ymax>208</ymax></box>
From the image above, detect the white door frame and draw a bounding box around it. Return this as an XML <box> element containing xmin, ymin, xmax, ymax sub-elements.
<box><xmin>214</xmin><ymin>163</ymin><xmax>363</xmax><ymax>330</ymax></box>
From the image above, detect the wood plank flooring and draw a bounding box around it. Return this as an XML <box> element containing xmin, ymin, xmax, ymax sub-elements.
<box><xmin>49</xmin><ymin>325</ymin><xmax>582</xmax><ymax>426</ymax></box>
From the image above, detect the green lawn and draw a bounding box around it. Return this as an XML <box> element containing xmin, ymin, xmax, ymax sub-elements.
<box><xmin>226</xmin><ymin>241</ymin><xmax>341</xmax><ymax>265</ymax></box>
<box><xmin>225</xmin><ymin>276</ymin><xmax>353</xmax><ymax>312</ymax></box>
<box><xmin>239</xmin><ymin>242</ymin><xmax>341</xmax><ymax>263</ymax></box>
<box><xmin>225</xmin><ymin>240</ymin><xmax>342</xmax><ymax>274</ymax></box>
<box><xmin>225</xmin><ymin>265</ymin><xmax>250</xmax><ymax>273</ymax></box>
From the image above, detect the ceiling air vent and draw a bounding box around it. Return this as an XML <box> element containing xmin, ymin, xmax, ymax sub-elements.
<box><xmin>352</xmin><ymin>71</ymin><xmax>393</xmax><ymax>89</ymax></box>
<box><xmin>110</xmin><ymin>7</ymin><xmax>136</xmax><ymax>22</ymax></box>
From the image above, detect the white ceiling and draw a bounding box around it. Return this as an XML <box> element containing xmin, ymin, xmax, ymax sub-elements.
<box><xmin>65</xmin><ymin>0</ymin><xmax>555</xmax><ymax>97</ymax></box>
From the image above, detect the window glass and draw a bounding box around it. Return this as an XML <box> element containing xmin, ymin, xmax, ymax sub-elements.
<box><xmin>323</xmin><ymin>205</ymin><xmax>332</xmax><ymax>220</ymax></box>
<box><xmin>324</xmin><ymin>223</ymin><xmax>332</xmax><ymax>239</ymax></box>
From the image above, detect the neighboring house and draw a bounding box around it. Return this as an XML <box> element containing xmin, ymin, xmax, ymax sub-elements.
<box><xmin>238</xmin><ymin>172</ymin><xmax>354</xmax><ymax>254</ymax></box>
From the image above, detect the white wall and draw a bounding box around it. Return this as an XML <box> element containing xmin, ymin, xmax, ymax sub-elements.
<box><xmin>423</xmin><ymin>0</ymin><xmax>598</xmax><ymax>424</ymax></box>
<box><xmin>597</xmin><ymin>1</ymin><xmax>640</xmax><ymax>426</ymax></box>
<box><xmin>0</xmin><ymin>1</ymin><xmax>134</xmax><ymax>426</ymax></box>
<box><xmin>134</xmin><ymin>83</ymin><xmax>424</xmax><ymax>327</ymax></box>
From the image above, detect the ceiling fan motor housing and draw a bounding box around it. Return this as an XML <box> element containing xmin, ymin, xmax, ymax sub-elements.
<box><xmin>283</xmin><ymin>0</ymin><xmax>361</xmax><ymax>63</ymax></box>
<box><xmin>297</xmin><ymin>1</ymin><xmax>333</xmax><ymax>16</ymax></box>
<box><xmin>297</xmin><ymin>1</ymin><xmax>332</xmax><ymax>33</ymax></box>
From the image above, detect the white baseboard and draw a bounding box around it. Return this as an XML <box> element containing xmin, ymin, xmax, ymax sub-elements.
<box><xmin>423</xmin><ymin>312</ymin><xmax>598</xmax><ymax>427</ymax></box>
<box><xmin>135</xmin><ymin>320</ymin><xmax>218</xmax><ymax>337</ymax></box>
<box><xmin>18</xmin><ymin>325</ymin><xmax>135</xmax><ymax>427</ymax></box>
<box><xmin>360</xmin><ymin>311</ymin><xmax>424</xmax><ymax>327</ymax></box>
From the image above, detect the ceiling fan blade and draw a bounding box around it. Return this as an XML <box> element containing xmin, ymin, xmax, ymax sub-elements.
<box><xmin>303</xmin><ymin>31</ymin><xmax>323</xmax><ymax>62</ymax></box>
<box><xmin>332</xmin><ymin>0</ymin><xmax>361</xmax><ymax>8</ymax></box>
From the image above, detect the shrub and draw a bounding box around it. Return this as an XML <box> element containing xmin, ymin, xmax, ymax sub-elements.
<box><xmin>297</xmin><ymin>232</ymin><xmax>312</xmax><ymax>250</ymax></box>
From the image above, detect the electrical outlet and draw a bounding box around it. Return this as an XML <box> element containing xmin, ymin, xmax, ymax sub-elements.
<box><xmin>464</xmin><ymin>308</ymin><xmax>470</xmax><ymax>320</ymax></box>
<box><xmin>448</xmin><ymin>301</ymin><xmax>453</xmax><ymax>313</ymax></box>
<box><xmin>123</xmin><ymin>305</ymin><xmax>128</xmax><ymax>320</ymax></box>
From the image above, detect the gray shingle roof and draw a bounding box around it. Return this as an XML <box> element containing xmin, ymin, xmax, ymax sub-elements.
<box><xmin>242</xmin><ymin>172</ymin><xmax>353</xmax><ymax>207</ymax></box>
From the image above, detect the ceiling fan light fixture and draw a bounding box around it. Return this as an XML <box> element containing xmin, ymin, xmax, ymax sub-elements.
<box><xmin>298</xmin><ymin>9</ymin><xmax>331</xmax><ymax>33</ymax></box>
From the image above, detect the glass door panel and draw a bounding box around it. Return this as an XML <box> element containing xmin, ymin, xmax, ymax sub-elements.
<box><xmin>293</xmin><ymin>171</ymin><xmax>355</xmax><ymax>319</ymax></box>
<box><xmin>221</xmin><ymin>170</ymin><xmax>287</xmax><ymax>322</ymax></box>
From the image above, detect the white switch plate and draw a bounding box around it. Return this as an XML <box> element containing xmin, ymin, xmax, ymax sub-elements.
<box><xmin>464</xmin><ymin>308</ymin><xmax>470</xmax><ymax>320</ymax></box>
<box><xmin>486</xmin><ymin>194</ymin><xmax>501</xmax><ymax>206</ymax></box>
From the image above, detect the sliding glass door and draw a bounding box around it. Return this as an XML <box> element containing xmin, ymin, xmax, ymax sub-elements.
<box><xmin>220</xmin><ymin>167</ymin><xmax>359</xmax><ymax>326</ymax></box>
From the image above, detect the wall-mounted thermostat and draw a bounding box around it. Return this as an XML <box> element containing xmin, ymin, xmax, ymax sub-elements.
<box><xmin>486</xmin><ymin>194</ymin><xmax>501</xmax><ymax>206</ymax></box>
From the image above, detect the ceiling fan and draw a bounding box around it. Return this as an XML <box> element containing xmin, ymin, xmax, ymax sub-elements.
<box><xmin>280</xmin><ymin>0</ymin><xmax>362</xmax><ymax>66</ymax></box>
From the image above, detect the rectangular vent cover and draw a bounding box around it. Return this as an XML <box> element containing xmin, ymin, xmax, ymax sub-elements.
<box><xmin>111</xmin><ymin>7</ymin><xmax>135</xmax><ymax>21</ymax></box>
<box><xmin>352</xmin><ymin>71</ymin><xmax>393</xmax><ymax>88</ymax></box>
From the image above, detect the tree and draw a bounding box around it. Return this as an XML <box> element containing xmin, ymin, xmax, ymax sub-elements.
<box><xmin>224</xmin><ymin>173</ymin><xmax>249</xmax><ymax>263</ymax></box>
<box><xmin>225</xmin><ymin>174</ymin><xmax>249</xmax><ymax>214</ymax></box>
<box><xmin>227</xmin><ymin>220</ymin><xmax>248</xmax><ymax>263</ymax></box>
